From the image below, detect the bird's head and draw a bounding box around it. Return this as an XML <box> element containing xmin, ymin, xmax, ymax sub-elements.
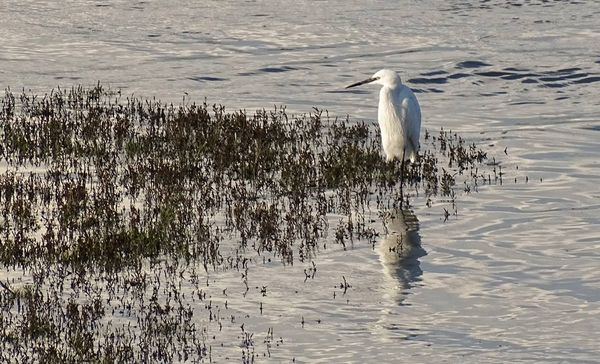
<box><xmin>346</xmin><ymin>69</ymin><xmax>401</xmax><ymax>89</ymax></box>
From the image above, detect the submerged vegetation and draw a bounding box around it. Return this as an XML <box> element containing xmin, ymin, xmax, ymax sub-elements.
<box><xmin>0</xmin><ymin>85</ymin><xmax>495</xmax><ymax>362</ymax></box>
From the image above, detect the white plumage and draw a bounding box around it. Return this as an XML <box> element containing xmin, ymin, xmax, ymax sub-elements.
<box><xmin>346</xmin><ymin>69</ymin><xmax>421</xmax><ymax>162</ymax></box>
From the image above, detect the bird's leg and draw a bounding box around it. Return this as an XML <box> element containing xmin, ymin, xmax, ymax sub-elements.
<box><xmin>399</xmin><ymin>149</ymin><xmax>406</xmax><ymax>209</ymax></box>
<box><xmin>401</xmin><ymin>148</ymin><xmax>407</xmax><ymax>178</ymax></box>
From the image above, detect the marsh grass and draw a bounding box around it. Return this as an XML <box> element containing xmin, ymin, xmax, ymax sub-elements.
<box><xmin>0</xmin><ymin>85</ymin><xmax>495</xmax><ymax>362</ymax></box>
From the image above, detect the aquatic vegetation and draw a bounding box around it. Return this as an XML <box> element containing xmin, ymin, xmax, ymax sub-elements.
<box><xmin>0</xmin><ymin>85</ymin><xmax>496</xmax><ymax>362</ymax></box>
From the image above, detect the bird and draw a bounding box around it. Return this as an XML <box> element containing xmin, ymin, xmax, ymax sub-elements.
<box><xmin>346</xmin><ymin>69</ymin><xmax>421</xmax><ymax>163</ymax></box>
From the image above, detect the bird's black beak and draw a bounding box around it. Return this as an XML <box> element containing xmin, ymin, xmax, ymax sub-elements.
<box><xmin>345</xmin><ymin>76</ymin><xmax>379</xmax><ymax>89</ymax></box>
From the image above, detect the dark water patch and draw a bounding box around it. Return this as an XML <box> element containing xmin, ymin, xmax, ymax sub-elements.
<box><xmin>258</xmin><ymin>66</ymin><xmax>299</xmax><ymax>73</ymax></box>
<box><xmin>55</xmin><ymin>76</ymin><xmax>81</xmax><ymax>80</ymax></box>
<box><xmin>542</xmin><ymin>67</ymin><xmax>582</xmax><ymax>76</ymax></box>
<box><xmin>447</xmin><ymin>73</ymin><xmax>470</xmax><ymax>79</ymax></box>
<box><xmin>542</xmin><ymin>83</ymin><xmax>568</xmax><ymax>88</ymax></box>
<box><xmin>420</xmin><ymin>70</ymin><xmax>448</xmax><ymax>77</ymax></box>
<box><xmin>442</xmin><ymin>0</ymin><xmax>578</xmax><ymax>14</ymax></box>
<box><xmin>188</xmin><ymin>76</ymin><xmax>228</xmax><ymax>82</ymax></box>
<box><xmin>501</xmin><ymin>73</ymin><xmax>540</xmax><ymax>80</ymax></box>
<box><xmin>475</xmin><ymin>71</ymin><xmax>514</xmax><ymax>78</ymax></box>
<box><xmin>408</xmin><ymin>77</ymin><xmax>448</xmax><ymax>84</ymax></box>
<box><xmin>456</xmin><ymin>60</ymin><xmax>491</xmax><ymax>69</ymax></box>
<box><xmin>480</xmin><ymin>91</ymin><xmax>508</xmax><ymax>97</ymax></box>
<box><xmin>341</xmin><ymin>89</ymin><xmax>371</xmax><ymax>94</ymax></box>
<box><xmin>570</xmin><ymin>76</ymin><xmax>600</xmax><ymax>84</ymax></box>
<box><xmin>410</xmin><ymin>88</ymin><xmax>444</xmax><ymax>94</ymax></box>
<box><xmin>509</xmin><ymin>100</ymin><xmax>546</xmax><ymax>105</ymax></box>
<box><xmin>147</xmin><ymin>34</ymin><xmax>160</xmax><ymax>38</ymax></box>
<box><xmin>581</xmin><ymin>124</ymin><xmax>600</xmax><ymax>132</ymax></box>
<box><xmin>539</xmin><ymin>73</ymin><xmax>589</xmax><ymax>82</ymax></box>
<box><xmin>503</xmin><ymin>67</ymin><xmax>531</xmax><ymax>72</ymax></box>
<box><xmin>474</xmin><ymin>66</ymin><xmax>599</xmax><ymax>87</ymax></box>
<box><xmin>252</xmin><ymin>14</ymin><xmax>269</xmax><ymax>17</ymax></box>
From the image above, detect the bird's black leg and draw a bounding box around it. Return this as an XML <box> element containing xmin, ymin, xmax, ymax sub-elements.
<box><xmin>399</xmin><ymin>149</ymin><xmax>406</xmax><ymax>209</ymax></box>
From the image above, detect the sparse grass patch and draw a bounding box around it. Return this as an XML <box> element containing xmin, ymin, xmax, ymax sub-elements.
<box><xmin>0</xmin><ymin>85</ymin><xmax>497</xmax><ymax>362</ymax></box>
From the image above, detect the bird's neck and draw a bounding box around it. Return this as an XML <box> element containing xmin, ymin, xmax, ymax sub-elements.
<box><xmin>381</xmin><ymin>81</ymin><xmax>402</xmax><ymax>93</ymax></box>
<box><xmin>378</xmin><ymin>87</ymin><xmax>397</xmax><ymax>123</ymax></box>
<box><xmin>379</xmin><ymin>84</ymin><xmax>400</xmax><ymax>99</ymax></box>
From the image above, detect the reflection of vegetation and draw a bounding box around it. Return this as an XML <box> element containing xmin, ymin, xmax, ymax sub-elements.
<box><xmin>0</xmin><ymin>85</ymin><xmax>495</xmax><ymax>362</ymax></box>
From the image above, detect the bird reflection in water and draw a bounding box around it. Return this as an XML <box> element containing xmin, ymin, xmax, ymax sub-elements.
<box><xmin>377</xmin><ymin>209</ymin><xmax>426</xmax><ymax>304</ymax></box>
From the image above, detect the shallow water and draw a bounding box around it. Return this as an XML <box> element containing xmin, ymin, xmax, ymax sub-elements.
<box><xmin>2</xmin><ymin>0</ymin><xmax>600</xmax><ymax>362</ymax></box>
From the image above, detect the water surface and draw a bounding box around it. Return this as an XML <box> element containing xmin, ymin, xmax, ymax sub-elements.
<box><xmin>2</xmin><ymin>0</ymin><xmax>600</xmax><ymax>362</ymax></box>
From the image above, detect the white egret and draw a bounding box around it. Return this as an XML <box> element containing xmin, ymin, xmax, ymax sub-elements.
<box><xmin>346</xmin><ymin>69</ymin><xmax>421</xmax><ymax>163</ymax></box>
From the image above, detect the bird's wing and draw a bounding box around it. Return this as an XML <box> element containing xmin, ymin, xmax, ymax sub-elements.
<box><xmin>396</xmin><ymin>90</ymin><xmax>422</xmax><ymax>153</ymax></box>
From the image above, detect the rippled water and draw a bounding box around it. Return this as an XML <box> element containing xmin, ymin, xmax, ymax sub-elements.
<box><xmin>2</xmin><ymin>0</ymin><xmax>600</xmax><ymax>362</ymax></box>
